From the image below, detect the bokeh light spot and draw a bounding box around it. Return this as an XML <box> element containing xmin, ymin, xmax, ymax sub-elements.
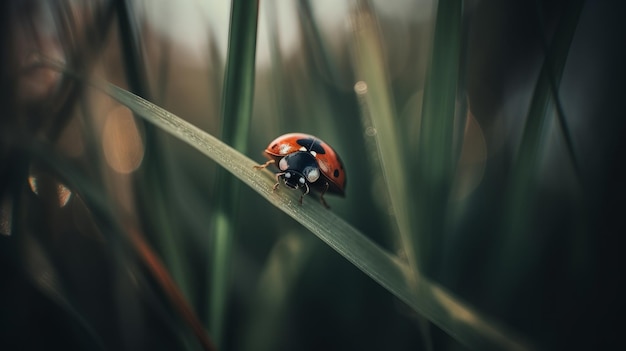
<box><xmin>102</xmin><ymin>106</ymin><xmax>145</xmax><ymax>174</ymax></box>
<box><xmin>354</xmin><ymin>80</ymin><xmax>368</xmax><ymax>94</ymax></box>
<box><xmin>28</xmin><ymin>175</ymin><xmax>73</xmax><ymax>207</ymax></box>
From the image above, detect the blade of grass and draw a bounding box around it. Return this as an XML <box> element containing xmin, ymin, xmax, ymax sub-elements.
<box><xmin>114</xmin><ymin>0</ymin><xmax>192</xmax><ymax>301</ymax></box>
<box><xmin>264</xmin><ymin>0</ymin><xmax>285</xmax><ymax>123</ymax></box>
<box><xmin>349</xmin><ymin>0</ymin><xmax>419</xmax><ymax>275</ymax></box>
<box><xmin>534</xmin><ymin>0</ymin><xmax>582</xmax><ymax>181</ymax></box>
<box><xmin>100</xmin><ymin>82</ymin><xmax>533</xmax><ymax>350</ymax></box>
<box><xmin>416</xmin><ymin>0</ymin><xmax>463</xmax><ymax>275</ymax></box>
<box><xmin>208</xmin><ymin>0</ymin><xmax>259</xmax><ymax>347</ymax></box>
<box><xmin>490</xmin><ymin>0</ymin><xmax>585</xmax><ymax>300</ymax></box>
<box><xmin>126</xmin><ymin>225</ymin><xmax>217</xmax><ymax>351</ymax></box>
<box><xmin>242</xmin><ymin>232</ymin><xmax>317</xmax><ymax>351</ymax></box>
<box><xmin>298</xmin><ymin>0</ymin><xmax>343</xmax><ymax>87</ymax></box>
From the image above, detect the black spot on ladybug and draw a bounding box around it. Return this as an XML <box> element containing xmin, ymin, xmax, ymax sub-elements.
<box><xmin>333</xmin><ymin>169</ymin><xmax>340</xmax><ymax>178</ymax></box>
<box><xmin>271</xmin><ymin>143</ymin><xmax>278</xmax><ymax>149</ymax></box>
<box><xmin>296</xmin><ymin>138</ymin><xmax>326</xmax><ymax>154</ymax></box>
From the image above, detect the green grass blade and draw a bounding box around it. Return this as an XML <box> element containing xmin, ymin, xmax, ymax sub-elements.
<box><xmin>242</xmin><ymin>232</ymin><xmax>317</xmax><ymax>351</ymax></box>
<box><xmin>219</xmin><ymin>0</ymin><xmax>259</xmax><ymax>152</ymax></box>
<box><xmin>416</xmin><ymin>0</ymin><xmax>463</xmax><ymax>275</ymax></box>
<box><xmin>349</xmin><ymin>1</ymin><xmax>419</xmax><ymax>274</ymax></box>
<box><xmin>491</xmin><ymin>0</ymin><xmax>584</xmax><ymax>299</ymax></box>
<box><xmin>114</xmin><ymin>0</ymin><xmax>192</xmax><ymax>300</ymax></box>
<box><xmin>534</xmin><ymin>0</ymin><xmax>582</xmax><ymax>180</ymax></box>
<box><xmin>264</xmin><ymin>0</ymin><xmax>285</xmax><ymax>122</ymax></box>
<box><xmin>298</xmin><ymin>0</ymin><xmax>343</xmax><ymax>87</ymax></box>
<box><xmin>101</xmin><ymin>82</ymin><xmax>533</xmax><ymax>350</ymax></box>
<box><xmin>349</xmin><ymin>7</ymin><xmax>438</xmax><ymax>343</ymax></box>
<box><xmin>208</xmin><ymin>0</ymin><xmax>259</xmax><ymax>347</ymax></box>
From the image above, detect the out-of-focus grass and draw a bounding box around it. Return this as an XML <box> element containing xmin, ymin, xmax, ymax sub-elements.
<box><xmin>416</xmin><ymin>0</ymin><xmax>463</xmax><ymax>276</ymax></box>
<box><xmin>20</xmin><ymin>136</ymin><xmax>215</xmax><ymax>350</ymax></box>
<box><xmin>491</xmin><ymin>0</ymin><xmax>585</xmax><ymax>300</ymax></box>
<box><xmin>207</xmin><ymin>0</ymin><xmax>258</xmax><ymax>347</ymax></box>
<box><xmin>114</xmin><ymin>0</ymin><xmax>192</xmax><ymax>302</ymax></box>
<box><xmin>241</xmin><ymin>231</ymin><xmax>317</xmax><ymax>351</ymax></box>
<box><xmin>348</xmin><ymin>3</ymin><xmax>432</xmax><ymax>348</ymax></box>
<box><xmin>349</xmin><ymin>1</ymin><xmax>418</xmax><ymax>274</ymax></box>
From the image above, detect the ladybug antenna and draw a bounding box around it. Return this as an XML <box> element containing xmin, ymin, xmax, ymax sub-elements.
<box><xmin>309</xmin><ymin>138</ymin><xmax>318</xmax><ymax>152</ymax></box>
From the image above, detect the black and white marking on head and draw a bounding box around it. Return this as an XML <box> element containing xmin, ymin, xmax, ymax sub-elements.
<box><xmin>278</xmin><ymin>152</ymin><xmax>321</xmax><ymax>186</ymax></box>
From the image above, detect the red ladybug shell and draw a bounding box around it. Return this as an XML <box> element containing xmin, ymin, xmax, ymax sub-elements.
<box><xmin>264</xmin><ymin>133</ymin><xmax>346</xmax><ymax>196</ymax></box>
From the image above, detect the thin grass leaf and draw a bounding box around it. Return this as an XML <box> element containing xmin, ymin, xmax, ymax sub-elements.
<box><xmin>349</xmin><ymin>1</ymin><xmax>419</xmax><ymax>274</ymax></box>
<box><xmin>416</xmin><ymin>0</ymin><xmax>463</xmax><ymax>275</ymax></box>
<box><xmin>491</xmin><ymin>0</ymin><xmax>585</xmax><ymax>298</ymax></box>
<box><xmin>263</xmin><ymin>0</ymin><xmax>286</xmax><ymax>122</ymax></box>
<box><xmin>218</xmin><ymin>0</ymin><xmax>258</xmax><ymax>151</ymax></box>
<box><xmin>114</xmin><ymin>0</ymin><xmax>192</xmax><ymax>300</ymax></box>
<box><xmin>155</xmin><ymin>38</ymin><xmax>171</xmax><ymax>103</ymax></box>
<box><xmin>127</xmin><ymin>226</ymin><xmax>217</xmax><ymax>351</ymax></box>
<box><xmin>208</xmin><ymin>0</ymin><xmax>259</xmax><ymax>346</ymax></box>
<box><xmin>242</xmin><ymin>232</ymin><xmax>317</xmax><ymax>351</ymax></box>
<box><xmin>298</xmin><ymin>0</ymin><xmax>344</xmax><ymax>88</ymax></box>
<box><xmin>101</xmin><ymin>82</ymin><xmax>533</xmax><ymax>350</ymax></box>
<box><xmin>534</xmin><ymin>0</ymin><xmax>582</xmax><ymax>181</ymax></box>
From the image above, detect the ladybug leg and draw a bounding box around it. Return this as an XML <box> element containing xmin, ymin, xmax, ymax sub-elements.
<box><xmin>299</xmin><ymin>183</ymin><xmax>310</xmax><ymax>205</ymax></box>
<box><xmin>273</xmin><ymin>172</ymin><xmax>284</xmax><ymax>192</ymax></box>
<box><xmin>319</xmin><ymin>182</ymin><xmax>330</xmax><ymax>209</ymax></box>
<box><xmin>253</xmin><ymin>159</ymin><xmax>275</xmax><ymax>170</ymax></box>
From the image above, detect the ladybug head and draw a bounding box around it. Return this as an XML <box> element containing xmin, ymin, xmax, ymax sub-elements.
<box><xmin>278</xmin><ymin>152</ymin><xmax>321</xmax><ymax>191</ymax></box>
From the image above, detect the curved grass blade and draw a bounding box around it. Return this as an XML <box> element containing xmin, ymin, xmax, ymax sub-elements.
<box><xmin>101</xmin><ymin>82</ymin><xmax>533</xmax><ymax>350</ymax></box>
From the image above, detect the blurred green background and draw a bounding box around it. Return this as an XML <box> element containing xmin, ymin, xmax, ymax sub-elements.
<box><xmin>1</xmin><ymin>0</ymin><xmax>623</xmax><ymax>350</ymax></box>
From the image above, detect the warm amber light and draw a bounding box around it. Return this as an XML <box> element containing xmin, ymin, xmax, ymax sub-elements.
<box><xmin>102</xmin><ymin>106</ymin><xmax>145</xmax><ymax>174</ymax></box>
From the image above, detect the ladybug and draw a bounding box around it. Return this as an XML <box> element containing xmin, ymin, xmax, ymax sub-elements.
<box><xmin>254</xmin><ymin>133</ymin><xmax>346</xmax><ymax>208</ymax></box>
